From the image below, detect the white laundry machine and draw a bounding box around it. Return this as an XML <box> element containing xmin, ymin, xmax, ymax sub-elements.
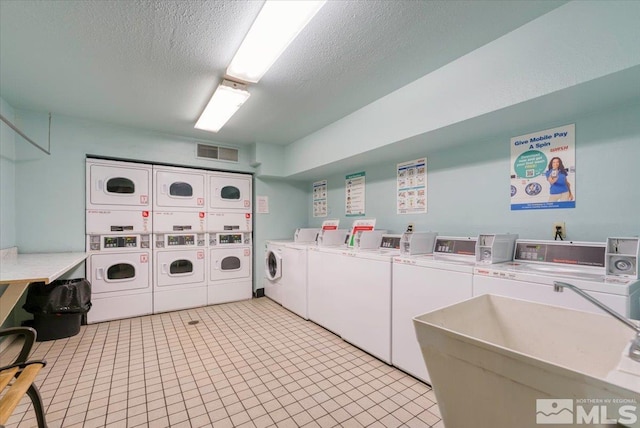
<box><xmin>473</xmin><ymin>239</ymin><xmax>640</xmax><ymax>319</ymax></box>
<box><xmin>278</xmin><ymin>229</ymin><xmax>321</xmax><ymax>319</ymax></box>
<box><xmin>86</xmin><ymin>158</ymin><xmax>152</xmax><ymax>211</ymax></box>
<box><xmin>307</xmin><ymin>229</ymin><xmax>351</xmax><ymax>335</ymax></box>
<box><xmin>264</xmin><ymin>228</ymin><xmax>321</xmax><ymax>310</ymax></box>
<box><xmin>85</xmin><ymin>233</ymin><xmax>153</xmax><ymax>323</ymax></box>
<box><xmin>208</xmin><ymin>231</ymin><xmax>252</xmax><ymax>304</ymax></box>
<box><xmin>209</xmin><ymin>171</ymin><xmax>252</xmax><ymax>212</ymax></box>
<box><xmin>393</xmin><ymin>234</ymin><xmax>517</xmax><ymax>383</ymax></box>
<box><xmin>86</xmin><ymin>159</ymin><xmax>153</xmax><ymax>234</ymax></box>
<box><xmin>153</xmin><ymin>165</ymin><xmax>207</xmax><ymax>211</ymax></box>
<box><xmin>337</xmin><ymin>233</ymin><xmax>405</xmax><ymax>363</ymax></box>
<box><xmin>153</xmin><ymin>231</ymin><xmax>207</xmax><ymax>313</ymax></box>
<box><xmin>264</xmin><ymin>241</ymin><xmax>285</xmax><ymax>304</ymax></box>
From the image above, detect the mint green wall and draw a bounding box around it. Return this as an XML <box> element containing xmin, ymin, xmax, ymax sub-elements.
<box><xmin>253</xmin><ymin>178</ymin><xmax>308</xmax><ymax>290</ymax></box>
<box><xmin>286</xmin><ymin>1</ymin><xmax>640</xmax><ymax>177</ymax></box>
<box><xmin>306</xmin><ymin>102</ymin><xmax>640</xmax><ymax>242</ymax></box>
<box><xmin>0</xmin><ymin>98</ymin><xmax>16</xmax><ymax>249</ymax></box>
<box><xmin>8</xmin><ymin>109</ymin><xmax>307</xmax><ymax>292</ymax></box>
<box><xmin>13</xmin><ymin>111</ymin><xmax>255</xmax><ymax>253</ymax></box>
<box><xmin>0</xmin><ymin>98</ymin><xmax>17</xmax><ymax>328</ymax></box>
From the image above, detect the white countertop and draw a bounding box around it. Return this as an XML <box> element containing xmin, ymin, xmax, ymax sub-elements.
<box><xmin>0</xmin><ymin>249</ymin><xmax>87</xmax><ymax>325</ymax></box>
<box><xmin>0</xmin><ymin>251</ymin><xmax>88</xmax><ymax>286</ymax></box>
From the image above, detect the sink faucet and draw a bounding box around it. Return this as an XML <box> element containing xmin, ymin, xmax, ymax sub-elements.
<box><xmin>553</xmin><ymin>281</ymin><xmax>640</xmax><ymax>362</ymax></box>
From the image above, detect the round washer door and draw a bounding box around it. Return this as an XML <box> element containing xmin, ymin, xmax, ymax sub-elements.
<box><xmin>265</xmin><ymin>249</ymin><xmax>282</xmax><ymax>280</ymax></box>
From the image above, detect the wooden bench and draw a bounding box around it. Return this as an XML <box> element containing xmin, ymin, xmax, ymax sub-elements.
<box><xmin>0</xmin><ymin>327</ymin><xmax>47</xmax><ymax>428</ymax></box>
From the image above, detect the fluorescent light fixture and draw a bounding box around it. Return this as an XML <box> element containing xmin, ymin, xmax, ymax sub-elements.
<box><xmin>195</xmin><ymin>80</ymin><xmax>251</xmax><ymax>132</ymax></box>
<box><xmin>227</xmin><ymin>0</ymin><xmax>326</xmax><ymax>83</ymax></box>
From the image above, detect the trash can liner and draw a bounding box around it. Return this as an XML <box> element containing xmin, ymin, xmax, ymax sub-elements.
<box><xmin>23</xmin><ymin>279</ymin><xmax>92</xmax><ymax>314</ymax></box>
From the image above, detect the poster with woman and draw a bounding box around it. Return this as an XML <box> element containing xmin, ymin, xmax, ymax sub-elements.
<box><xmin>510</xmin><ymin>124</ymin><xmax>576</xmax><ymax>210</ymax></box>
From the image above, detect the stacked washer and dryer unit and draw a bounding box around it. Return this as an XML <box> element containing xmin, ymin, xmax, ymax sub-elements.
<box><xmin>152</xmin><ymin>165</ymin><xmax>209</xmax><ymax>313</ymax></box>
<box><xmin>86</xmin><ymin>158</ymin><xmax>253</xmax><ymax>323</ymax></box>
<box><xmin>86</xmin><ymin>159</ymin><xmax>154</xmax><ymax>323</ymax></box>
<box><xmin>207</xmin><ymin>172</ymin><xmax>253</xmax><ymax>305</ymax></box>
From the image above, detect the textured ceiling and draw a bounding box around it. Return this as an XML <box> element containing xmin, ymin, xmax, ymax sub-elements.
<box><xmin>0</xmin><ymin>0</ymin><xmax>566</xmax><ymax>146</ymax></box>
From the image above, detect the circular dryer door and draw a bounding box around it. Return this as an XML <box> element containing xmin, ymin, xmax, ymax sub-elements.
<box><xmin>265</xmin><ymin>249</ymin><xmax>282</xmax><ymax>280</ymax></box>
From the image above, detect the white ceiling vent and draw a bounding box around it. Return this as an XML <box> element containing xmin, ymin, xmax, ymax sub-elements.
<box><xmin>196</xmin><ymin>144</ymin><xmax>239</xmax><ymax>162</ymax></box>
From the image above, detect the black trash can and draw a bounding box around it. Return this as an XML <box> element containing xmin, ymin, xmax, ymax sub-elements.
<box><xmin>23</xmin><ymin>279</ymin><xmax>92</xmax><ymax>341</ymax></box>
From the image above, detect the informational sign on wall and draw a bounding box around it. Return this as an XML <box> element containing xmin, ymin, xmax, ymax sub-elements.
<box><xmin>397</xmin><ymin>157</ymin><xmax>427</xmax><ymax>214</ymax></box>
<box><xmin>345</xmin><ymin>172</ymin><xmax>365</xmax><ymax>217</ymax></box>
<box><xmin>510</xmin><ymin>124</ymin><xmax>576</xmax><ymax>210</ymax></box>
<box><xmin>256</xmin><ymin>195</ymin><xmax>269</xmax><ymax>214</ymax></box>
<box><xmin>313</xmin><ymin>180</ymin><xmax>327</xmax><ymax>218</ymax></box>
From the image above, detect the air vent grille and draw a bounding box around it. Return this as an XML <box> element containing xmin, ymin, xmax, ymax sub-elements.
<box><xmin>197</xmin><ymin>144</ymin><xmax>238</xmax><ymax>162</ymax></box>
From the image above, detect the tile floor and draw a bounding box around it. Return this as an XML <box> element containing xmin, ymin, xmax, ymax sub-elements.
<box><xmin>2</xmin><ymin>297</ymin><xmax>443</xmax><ymax>428</ymax></box>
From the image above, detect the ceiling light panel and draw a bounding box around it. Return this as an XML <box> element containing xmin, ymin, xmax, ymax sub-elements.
<box><xmin>226</xmin><ymin>0</ymin><xmax>326</xmax><ymax>83</ymax></box>
<box><xmin>195</xmin><ymin>80</ymin><xmax>251</xmax><ymax>133</ymax></box>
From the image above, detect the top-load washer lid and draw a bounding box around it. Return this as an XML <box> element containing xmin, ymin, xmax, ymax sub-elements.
<box><xmin>265</xmin><ymin>249</ymin><xmax>282</xmax><ymax>280</ymax></box>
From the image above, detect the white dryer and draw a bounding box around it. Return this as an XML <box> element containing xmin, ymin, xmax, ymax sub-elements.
<box><xmin>208</xmin><ymin>232</ymin><xmax>252</xmax><ymax>304</ymax></box>
<box><xmin>473</xmin><ymin>239</ymin><xmax>640</xmax><ymax>319</ymax></box>
<box><xmin>209</xmin><ymin>171</ymin><xmax>252</xmax><ymax>212</ymax></box>
<box><xmin>264</xmin><ymin>241</ymin><xmax>285</xmax><ymax>304</ymax></box>
<box><xmin>153</xmin><ymin>232</ymin><xmax>207</xmax><ymax>313</ymax></box>
<box><xmin>85</xmin><ymin>233</ymin><xmax>152</xmax><ymax>323</ymax></box>
<box><xmin>153</xmin><ymin>165</ymin><xmax>207</xmax><ymax>211</ymax></box>
<box><xmin>86</xmin><ymin>158</ymin><xmax>152</xmax><ymax>211</ymax></box>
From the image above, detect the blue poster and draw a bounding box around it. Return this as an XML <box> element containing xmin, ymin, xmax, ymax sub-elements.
<box><xmin>510</xmin><ymin>124</ymin><xmax>576</xmax><ymax>211</ymax></box>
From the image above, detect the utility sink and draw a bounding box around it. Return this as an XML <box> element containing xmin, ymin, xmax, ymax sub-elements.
<box><xmin>413</xmin><ymin>294</ymin><xmax>640</xmax><ymax>428</ymax></box>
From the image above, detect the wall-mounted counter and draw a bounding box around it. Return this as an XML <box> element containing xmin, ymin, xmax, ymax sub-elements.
<box><xmin>0</xmin><ymin>248</ymin><xmax>87</xmax><ymax>325</ymax></box>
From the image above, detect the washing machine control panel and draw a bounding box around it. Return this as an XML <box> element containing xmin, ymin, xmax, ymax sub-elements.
<box><xmin>380</xmin><ymin>235</ymin><xmax>401</xmax><ymax>250</ymax></box>
<box><xmin>514</xmin><ymin>240</ymin><xmax>605</xmax><ymax>267</ymax></box>
<box><xmin>87</xmin><ymin>234</ymin><xmax>150</xmax><ymax>251</ymax></box>
<box><xmin>168</xmin><ymin>235</ymin><xmax>195</xmax><ymax>246</ymax></box>
<box><xmin>153</xmin><ymin>233</ymin><xmax>206</xmax><ymax>249</ymax></box>
<box><xmin>105</xmin><ymin>236</ymin><xmax>137</xmax><ymax>248</ymax></box>
<box><xmin>434</xmin><ymin>238</ymin><xmax>476</xmax><ymax>256</ymax></box>
<box><xmin>210</xmin><ymin>232</ymin><xmax>252</xmax><ymax>246</ymax></box>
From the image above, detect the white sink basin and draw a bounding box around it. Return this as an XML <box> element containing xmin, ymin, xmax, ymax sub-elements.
<box><xmin>414</xmin><ymin>294</ymin><xmax>640</xmax><ymax>428</ymax></box>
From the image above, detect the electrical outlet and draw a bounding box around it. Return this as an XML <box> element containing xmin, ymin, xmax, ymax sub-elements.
<box><xmin>553</xmin><ymin>222</ymin><xmax>566</xmax><ymax>240</ymax></box>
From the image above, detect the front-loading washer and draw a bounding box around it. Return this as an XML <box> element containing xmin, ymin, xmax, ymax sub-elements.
<box><xmin>208</xmin><ymin>232</ymin><xmax>252</xmax><ymax>304</ymax></box>
<box><xmin>153</xmin><ymin>232</ymin><xmax>207</xmax><ymax>313</ymax></box>
<box><xmin>153</xmin><ymin>165</ymin><xmax>207</xmax><ymax>212</ymax></box>
<box><xmin>86</xmin><ymin>158</ymin><xmax>152</xmax><ymax>211</ymax></box>
<box><xmin>209</xmin><ymin>171</ymin><xmax>252</xmax><ymax>212</ymax></box>
<box><xmin>473</xmin><ymin>239</ymin><xmax>640</xmax><ymax>319</ymax></box>
<box><xmin>264</xmin><ymin>241</ymin><xmax>285</xmax><ymax>304</ymax></box>
<box><xmin>266</xmin><ymin>228</ymin><xmax>320</xmax><ymax>319</ymax></box>
<box><xmin>85</xmin><ymin>233</ymin><xmax>152</xmax><ymax>323</ymax></box>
